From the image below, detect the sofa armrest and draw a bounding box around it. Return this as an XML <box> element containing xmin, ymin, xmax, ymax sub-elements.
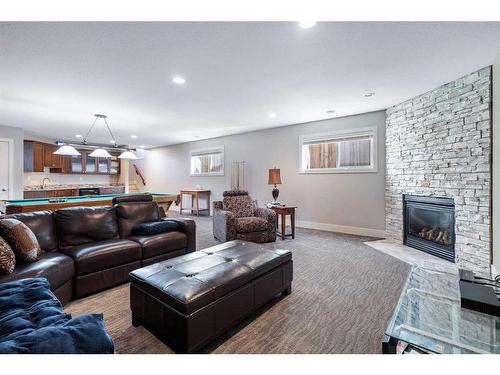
<box><xmin>213</xmin><ymin>205</ymin><xmax>237</xmax><ymax>242</ymax></box>
<box><xmin>254</xmin><ymin>207</ymin><xmax>277</xmax><ymax>227</ymax></box>
<box><xmin>164</xmin><ymin>218</ymin><xmax>196</xmax><ymax>252</ymax></box>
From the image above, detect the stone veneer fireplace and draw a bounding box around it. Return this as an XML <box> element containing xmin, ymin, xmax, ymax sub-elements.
<box><xmin>385</xmin><ymin>66</ymin><xmax>492</xmax><ymax>272</ymax></box>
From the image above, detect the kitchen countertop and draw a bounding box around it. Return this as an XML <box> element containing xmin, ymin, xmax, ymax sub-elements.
<box><xmin>24</xmin><ymin>184</ymin><xmax>125</xmax><ymax>191</ymax></box>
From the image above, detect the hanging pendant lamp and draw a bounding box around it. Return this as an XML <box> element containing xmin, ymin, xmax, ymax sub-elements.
<box><xmin>118</xmin><ymin>150</ymin><xmax>138</xmax><ymax>160</ymax></box>
<box><xmin>54</xmin><ymin>114</ymin><xmax>137</xmax><ymax>159</ymax></box>
<box><xmin>53</xmin><ymin>145</ymin><xmax>81</xmax><ymax>156</ymax></box>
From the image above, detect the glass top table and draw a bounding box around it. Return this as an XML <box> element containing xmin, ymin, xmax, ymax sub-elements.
<box><xmin>385</xmin><ymin>266</ymin><xmax>500</xmax><ymax>354</ymax></box>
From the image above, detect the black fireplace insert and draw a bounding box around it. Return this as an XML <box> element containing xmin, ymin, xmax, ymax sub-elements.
<box><xmin>403</xmin><ymin>195</ymin><xmax>455</xmax><ymax>262</ymax></box>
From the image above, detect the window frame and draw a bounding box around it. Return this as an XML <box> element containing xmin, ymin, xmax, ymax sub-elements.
<box><xmin>298</xmin><ymin>126</ymin><xmax>378</xmax><ymax>174</ymax></box>
<box><xmin>189</xmin><ymin>146</ymin><xmax>225</xmax><ymax>176</ymax></box>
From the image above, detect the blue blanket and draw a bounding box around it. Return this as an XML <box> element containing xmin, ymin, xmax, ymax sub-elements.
<box><xmin>0</xmin><ymin>278</ymin><xmax>114</xmax><ymax>354</ymax></box>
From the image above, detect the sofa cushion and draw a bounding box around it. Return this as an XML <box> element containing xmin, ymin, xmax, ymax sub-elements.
<box><xmin>115</xmin><ymin>201</ymin><xmax>160</xmax><ymax>238</ymax></box>
<box><xmin>0</xmin><ymin>252</ymin><xmax>74</xmax><ymax>291</ymax></box>
<box><xmin>222</xmin><ymin>193</ymin><xmax>255</xmax><ymax>218</ymax></box>
<box><xmin>54</xmin><ymin>207</ymin><xmax>119</xmax><ymax>251</ymax></box>
<box><xmin>0</xmin><ymin>278</ymin><xmax>114</xmax><ymax>354</ymax></box>
<box><xmin>0</xmin><ymin>237</ymin><xmax>15</xmax><ymax>275</ymax></box>
<box><xmin>0</xmin><ymin>219</ymin><xmax>41</xmax><ymax>263</ymax></box>
<box><xmin>235</xmin><ymin>217</ymin><xmax>269</xmax><ymax>233</ymax></box>
<box><xmin>62</xmin><ymin>239</ymin><xmax>141</xmax><ymax>276</ymax></box>
<box><xmin>129</xmin><ymin>231</ymin><xmax>187</xmax><ymax>259</ymax></box>
<box><xmin>132</xmin><ymin>220</ymin><xmax>179</xmax><ymax>236</ymax></box>
<box><xmin>7</xmin><ymin>211</ymin><xmax>57</xmax><ymax>252</ymax></box>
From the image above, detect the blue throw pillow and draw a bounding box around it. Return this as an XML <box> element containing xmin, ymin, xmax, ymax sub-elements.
<box><xmin>0</xmin><ymin>278</ymin><xmax>114</xmax><ymax>354</ymax></box>
<box><xmin>0</xmin><ymin>313</ymin><xmax>114</xmax><ymax>354</ymax></box>
<box><xmin>131</xmin><ymin>220</ymin><xmax>179</xmax><ymax>236</ymax></box>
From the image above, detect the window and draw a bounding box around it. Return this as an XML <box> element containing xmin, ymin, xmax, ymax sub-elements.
<box><xmin>299</xmin><ymin>127</ymin><xmax>377</xmax><ymax>173</ymax></box>
<box><xmin>190</xmin><ymin>146</ymin><xmax>224</xmax><ymax>176</ymax></box>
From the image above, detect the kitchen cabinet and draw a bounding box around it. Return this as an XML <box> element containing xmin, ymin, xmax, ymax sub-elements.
<box><xmin>98</xmin><ymin>157</ymin><xmax>110</xmax><ymax>173</ymax></box>
<box><xmin>45</xmin><ymin>144</ymin><xmax>70</xmax><ymax>173</ymax></box>
<box><xmin>24</xmin><ymin>190</ymin><xmax>47</xmax><ymax>199</ymax></box>
<box><xmin>109</xmin><ymin>155</ymin><xmax>120</xmax><ymax>175</ymax></box>
<box><xmin>70</xmin><ymin>154</ymin><xmax>83</xmax><ymax>173</ymax></box>
<box><xmin>23</xmin><ymin>189</ymin><xmax>78</xmax><ymax>199</ymax></box>
<box><xmin>84</xmin><ymin>152</ymin><xmax>97</xmax><ymax>173</ymax></box>
<box><xmin>24</xmin><ymin>141</ymin><xmax>45</xmax><ymax>172</ymax></box>
<box><xmin>24</xmin><ymin>141</ymin><xmax>121</xmax><ymax>175</ymax></box>
<box><xmin>99</xmin><ymin>186</ymin><xmax>125</xmax><ymax>195</ymax></box>
<box><xmin>24</xmin><ymin>141</ymin><xmax>70</xmax><ymax>173</ymax></box>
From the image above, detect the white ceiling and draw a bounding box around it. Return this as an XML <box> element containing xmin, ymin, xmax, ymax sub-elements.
<box><xmin>1</xmin><ymin>22</ymin><xmax>499</xmax><ymax>148</ymax></box>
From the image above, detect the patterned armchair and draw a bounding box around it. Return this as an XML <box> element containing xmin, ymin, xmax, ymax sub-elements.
<box><xmin>213</xmin><ymin>190</ymin><xmax>277</xmax><ymax>243</ymax></box>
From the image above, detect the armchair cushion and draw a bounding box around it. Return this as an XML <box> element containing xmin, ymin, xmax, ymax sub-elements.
<box><xmin>254</xmin><ymin>207</ymin><xmax>277</xmax><ymax>224</ymax></box>
<box><xmin>222</xmin><ymin>192</ymin><xmax>255</xmax><ymax>218</ymax></box>
<box><xmin>235</xmin><ymin>217</ymin><xmax>269</xmax><ymax>233</ymax></box>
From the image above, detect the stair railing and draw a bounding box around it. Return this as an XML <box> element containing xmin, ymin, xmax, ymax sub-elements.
<box><xmin>132</xmin><ymin>163</ymin><xmax>146</xmax><ymax>186</ymax></box>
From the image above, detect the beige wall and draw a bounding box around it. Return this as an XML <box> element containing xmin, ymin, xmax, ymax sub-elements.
<box><xmin>493</xmin><ymin>53</ymin><xmax>500</xmax><ymax>275</ymax></box>
<box><xmin>137</xmin><ymin>110</ymin><xmax>386</xmax><ymax>236</ymax></box>
<box><xmin>0</xmin><ymin>124</ymin><xmax>24</xmax><ymax>199</ymax></box>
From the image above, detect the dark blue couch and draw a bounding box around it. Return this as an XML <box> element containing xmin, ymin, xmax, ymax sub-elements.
<box><xmin>0</xmin><ymin>278</ymin><xmax>114</xmax><ymax>354</ymax></box>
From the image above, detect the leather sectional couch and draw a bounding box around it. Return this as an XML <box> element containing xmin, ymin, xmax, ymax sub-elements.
<box><xmin>0</xmin><ymin>195</ymin><xmax>195</xmax><ymax>304</ymax></box>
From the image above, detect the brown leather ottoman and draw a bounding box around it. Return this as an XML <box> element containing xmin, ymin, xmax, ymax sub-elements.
<box><xmin>129</xmin><ymin>240</ymin><xmax>293</xmax><ymax>353</ymax></box>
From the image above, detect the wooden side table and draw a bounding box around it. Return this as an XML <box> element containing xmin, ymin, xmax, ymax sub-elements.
<box><xmin>269</xmin><ymin>205</ymin><xmax>297</xmax><ymax>240</ymax></box>
<box><xmin>180</xmin><ymin>190</ymin><xmax>211</xmax><ymax>216</ymax></box>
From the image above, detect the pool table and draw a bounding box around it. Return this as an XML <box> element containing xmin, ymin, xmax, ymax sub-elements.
<box><xmin>1</xmin><ymin>192</ymin><xmax>178</xmax><ymax>215</ymax></box>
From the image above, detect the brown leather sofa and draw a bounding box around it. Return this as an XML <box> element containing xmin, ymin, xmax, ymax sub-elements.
<box><xmin>0</xmin><ymin>195</ymin><xmax>195</xmax><ymax>304</ymax></box>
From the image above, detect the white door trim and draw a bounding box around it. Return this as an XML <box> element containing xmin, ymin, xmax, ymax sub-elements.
<box><xmin>0</xmin><ymin>137</ymin><xmax>15</xmax><ymax>200</ymax></box>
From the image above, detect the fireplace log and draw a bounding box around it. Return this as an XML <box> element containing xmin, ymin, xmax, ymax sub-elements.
<box><xmin>436</xmin><ymin>231</ymin><xmax>444</xmax><ymax>243</ymax></box>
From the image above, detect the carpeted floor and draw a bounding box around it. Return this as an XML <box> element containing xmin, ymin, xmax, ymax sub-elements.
<box><xmin>65</xmin><ymin>212</ymin><xmax>410</xmax><ymax>354</ymax></box>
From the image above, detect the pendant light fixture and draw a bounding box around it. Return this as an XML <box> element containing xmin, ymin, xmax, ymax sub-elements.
<box><xmin>53</xmin><ymin>114</ymin><xmax>138</xmax><ymax>159</ymax></box>
<box><xmin>85</xmin><ymin>114</ymin><xmax>113</xmax><ymax>158</ymax></box>
<box><xmin>53</xmin><ymin>145</ymin><xmax>81</xmax><ymax>156</ymax></box>
<box><xmin>118</xmin><ymin>150</ymin><xmax>138</xmax><ymax>160</ymax></box>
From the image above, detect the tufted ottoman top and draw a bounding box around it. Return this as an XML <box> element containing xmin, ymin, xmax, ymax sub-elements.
<box><xmin>129</xmin><ymin>240</ymin><xmax>292</xmax><ymax>314</ymax></box>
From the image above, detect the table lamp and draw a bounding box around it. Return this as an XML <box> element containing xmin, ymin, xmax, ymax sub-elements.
<box><xmin>268</xmin><ymin>168</ymin><xmax>282</xmax><ymax>204</ymax></box>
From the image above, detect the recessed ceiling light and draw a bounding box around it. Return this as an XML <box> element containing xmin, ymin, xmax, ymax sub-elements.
<box><xmin>109</xmin><ymin>140</ymin><xmax>116</xmax><ymax>144</ymax></box>
<box><xmin>75</xmin><ymin>134</ymin><xmax>82</xmax><ymax>138</ymax></box>
<box><xmin>130</xmin><ymin>135</ymin><xmax>137</xmax><ymax>139</ymax></box>
<box><xmin>172</xmin><ymin>76</ymin><xmax>186</xmax><ymax>85</ymax></box>
<box><xmin>326</xmin><ymin>110</ymin><xmax>336</xmax><ymax>114</ymax></box>
<box><xmin>364</xmin><ymin>92</ymin><xmax>375</xmax><ymax>97</ymax></box>
<box><xmin>299</xmin><ymin>21</ymin><xmax>316</xmax><ymax>29</ymax></box>
<box><xmin>140</xmin><ymin>145</ymin><xmax>145</xmax><ymax>148</ymax></box>
<box><xmin>269</xmin><ymin>112</ymin><xmax>277</xmax><ymax>118</ymax></box>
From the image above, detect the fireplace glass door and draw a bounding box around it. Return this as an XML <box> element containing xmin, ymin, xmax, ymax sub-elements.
<box><xmin>403</xmin><ymin>195</ymin><xmax>455</xmax><ymax>262</ymax></box>
<box><xmin>407</xmin><ymin>205</ymin><xmax>453</xmax><ymax>247</ymax></box>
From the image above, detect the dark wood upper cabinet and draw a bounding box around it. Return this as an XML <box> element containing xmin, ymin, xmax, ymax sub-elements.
<box><xmin>24</xmin><ymin>140</ymin><xmax>120</xmax><ymax>175</ymax></box>
<box><xmin>24</xmin><ymin>141</ymin><xmax>44</xmax><ymax>172</ymax></box>
<box><xmin>70</xmin><ymin>154</ymin><xmax>83</xmax><ymax>173</ymax></box>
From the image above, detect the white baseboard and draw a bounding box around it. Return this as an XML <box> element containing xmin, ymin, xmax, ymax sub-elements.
<box><xmin>295</xmin><ymin>220</ymin><xmax>386</xmax><ymax>238</ymax></box>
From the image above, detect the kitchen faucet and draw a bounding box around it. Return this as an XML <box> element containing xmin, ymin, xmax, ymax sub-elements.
<box><xmin>42</xmin><ymin>177</ymin><xmax>51</xmax><ymax>189</ymax></box>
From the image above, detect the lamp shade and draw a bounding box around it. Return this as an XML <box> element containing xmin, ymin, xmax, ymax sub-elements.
<box><xmin>268</xmin><ymin>168</ymin><xmax>282</xmax><ymax>185</ymax></box>
<box><xmin>88</xmin><ymin>148</ymin><xmax>112</xmax><ymax>158</ymax></box>
<box><xmin>118</xmin><ymin>150</ymin><xmax>138</xmax><ymax>160</ymax></box>
<box><xmin>53</xmin><ymin>145</ymin><xmax>81</xmax><ymax>156</ymax></box>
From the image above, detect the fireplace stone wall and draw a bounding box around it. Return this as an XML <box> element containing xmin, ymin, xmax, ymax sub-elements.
<box><xmin>385</xmin><ymin>67</ymin><xmax>492</xmax><ymax>272</ymax></box>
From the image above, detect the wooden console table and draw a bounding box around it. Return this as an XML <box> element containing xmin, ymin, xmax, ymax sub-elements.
<box><xmin>179</xmin><ymin>189</ymin><xmax>211</xmax><ymax>216</ymax></box>
<box><xmin>269</xmin><ymin>205</ymin><xmax>297</xmax><ymax>240</ymax></box>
